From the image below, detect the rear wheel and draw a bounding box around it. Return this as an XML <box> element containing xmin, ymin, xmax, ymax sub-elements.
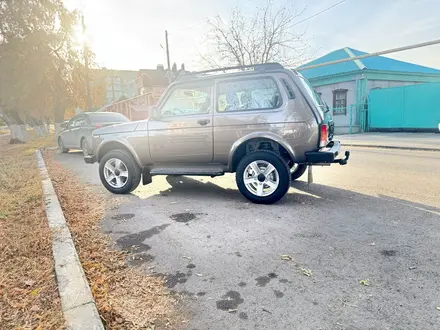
<box><xmin>236</xmin><ymin>150</ymin><xmax>291</xmax><ymax>204</ymax></box>
<box><xmin>58</xmin><ymin>137</ymin><xmax>68</xmax><ymax>153</ymax></box>
<box><xmin>81</xmin><ymin>138</ymin><xmax>90</xmax><ymax>156</ymax></box>
<box><xmin>99</xmin><ymin>149</ymin><xmax>141</xmax><ymax>194</ymax></box>
<box><xmin>290</xmin><ymin>164</ymin><xmax>307</xmax><ymax>181</ymax></box>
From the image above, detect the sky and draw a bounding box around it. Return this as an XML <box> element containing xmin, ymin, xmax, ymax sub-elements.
<box><xmin>64</xmin><ymin>0</ymin><xmax>440</xmax><ymax>71</ymax></box>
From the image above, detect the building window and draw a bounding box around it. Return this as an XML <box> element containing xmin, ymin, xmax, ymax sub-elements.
<box><xmin>333</xmin><ymin>89</ymin><xmax>347</xmax><ymax>115</ymax></box>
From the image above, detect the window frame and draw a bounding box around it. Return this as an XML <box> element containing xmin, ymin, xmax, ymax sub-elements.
<box><xmin>157</xmin><ymin>81</ymin><xmax>214</xmax><ymax>119</ymax></box>
<box><xmin>280</xmin><ymin>78</ymin><xmax>296</xmax><ymax>100</ymax></box>
<box><xmin>332</xmin><ymin>89</ymin><xmax>348</xmax><ymax>116</ymax></box>
<box><xmin>215</xmin><ymin>76</ymin><xmax>283</xmax><ymax>113</ymax></box>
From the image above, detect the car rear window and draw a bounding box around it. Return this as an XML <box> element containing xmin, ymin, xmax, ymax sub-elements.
<box><xmin>88</xmin><ymin>113</ymin><xmax>129</xmax><ymax>124</ymax></box>
<box><xmin>217</xmin><ymin>78</ymin><xmax>282</xmax><ymax>112</ymax></box>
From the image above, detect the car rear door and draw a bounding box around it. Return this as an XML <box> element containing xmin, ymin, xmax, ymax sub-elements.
<box><xmin>148</xmin><ymin>82</ymin><xmax>214</xmax><ymax>163</ymax></box>
<box><xmin>62</xmin><ymin>117</ymin><xmax>79</xmax><ymax>147</ymax></box>
<box><xmin>69</xmin><ymin>115</ymin><xmax>87</xmax><ymax>149</ymax></box>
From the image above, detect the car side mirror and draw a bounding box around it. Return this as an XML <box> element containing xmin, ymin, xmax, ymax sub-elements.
<box><xmin>151</xmin><ymin>106</ymin><xmax>160</xmax><ymax>119</ymax></box>
<box><xmin>61</xmin><ymin>123</ymin><xmax>67</xmax><ymax>128</ymax></box>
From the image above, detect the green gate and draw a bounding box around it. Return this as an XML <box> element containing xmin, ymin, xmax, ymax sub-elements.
<box><xmin>368</xmin><ymin>82</ymin><xmax>440</xmax><ymax>130</ymax></box>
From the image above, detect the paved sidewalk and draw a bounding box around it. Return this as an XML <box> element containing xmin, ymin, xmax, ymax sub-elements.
<box><xmin>336</xmin><ymin>132</ymin><xmax>440</xmax><ymax>151</ymax></box>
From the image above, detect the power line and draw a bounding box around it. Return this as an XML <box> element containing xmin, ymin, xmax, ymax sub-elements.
<box><xmin>170</xmin><ymin>0</ymin><xmax>253</xmax><ymax>35</ymax></box>
<box><xmin>297</xmin><ymin>39</ymin><xmax>440</xmax><ymax>71</ymax></box>
<box><xmin>289</xmin><ymin>0</ymin><xmax>347</xmax><ymax>28</ymax></box>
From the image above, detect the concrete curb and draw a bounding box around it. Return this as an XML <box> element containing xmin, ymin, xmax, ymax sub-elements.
<box><xmin>343</xmin><ymin>143</ymin><xmax>440</xmax><ymax>152</ymax></box>
<box><xmin>36</xmin><ymin>150</ymin><xmax>105</xmax><ymax>330</ymax></box>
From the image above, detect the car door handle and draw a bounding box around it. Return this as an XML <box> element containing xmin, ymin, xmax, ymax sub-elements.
<box><xmin>197</xmin><ymin>119</ymin><xmax>210</xmax><ymax>126</ymax></box>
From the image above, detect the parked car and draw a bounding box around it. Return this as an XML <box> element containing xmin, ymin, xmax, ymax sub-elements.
<box><xmin>84</xmin><ymin>63</ymin><xmax>350</xmax><ymax>204</ymax></box>
<box><xmin>58</xmin><ymin>112</ymin><xmax>130</xmax><ymax>155</ymax></box>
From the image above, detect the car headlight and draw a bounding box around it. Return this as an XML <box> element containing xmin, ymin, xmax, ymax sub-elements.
<box><xmin>93</xmin><ymin>135</ymin><xmax>100</xmax><ymax>139</ymax></box>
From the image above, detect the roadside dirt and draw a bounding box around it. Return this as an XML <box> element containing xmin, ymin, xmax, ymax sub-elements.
<box><xmin>44</xmin><ymin>151</ymin><xmax>183</xmax><ymax>330</ymax></box>
<box><xmin>0</xmin><ymin>135</ymin><xmax>65</xmax><ymax>329</ymax></box>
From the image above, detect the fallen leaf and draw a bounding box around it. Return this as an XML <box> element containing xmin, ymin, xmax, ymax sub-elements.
<box><xmin>24</xmin><ymin>279</ymin><xmax>36</xmax><ymax>287</ymax></box>
<box><xmin>30</xmin><ymin>288</ymin><xmax>40</xmax><ymax>296</ymax></box>
<box><xmin>301</xmin><ymin>268</ymin><xmax>313</xmax><ymax>277</ymax></box>
<box><xmin>360</xmin><ymin>279</ymin><xmax>370</xmax><ymax>286</ymax></box>
<box><xmin>30</xmin><ymin>305</ymin><xmax>40</xmax><ymax>312</ymax></box>
<box><xmin>280</xmin><ymin>254</ymin><xmax>292</xmax><ymax>261</ymax></box>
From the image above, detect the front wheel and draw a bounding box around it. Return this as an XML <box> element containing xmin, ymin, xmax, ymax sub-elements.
<box><xmin>99</xmin><ymin>149</ymin><xmax>141</xmax><ymax>194</ymax></box>
<box><xmin>290</xmin><ymin>164</ymin><xmax>307</xmax><ymax>181</ymax></box>
<box><xmin>236</xmin><ymin>150</ymin><xmax>291</xmax><ymax>204</ymax></box>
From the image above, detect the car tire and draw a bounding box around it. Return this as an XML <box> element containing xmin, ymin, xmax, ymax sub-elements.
<box><xmin>99</xmin><ymin>149</ymin><xmax>141</xmax><ymax>194</ymax></box>
<box><xmin>58</xmin><ymin>137</ymin><xmax>68</xmax><ymax>153</ymax></box>
<box><xmin>81</xmin><ymin>138</ymin><xmax>90</xmax><ymax>156</ymax></box>
<box><xmin>290</xmin><ymin>164</ymin><xmax>307</xmax><ymax>181</ymax></box>
<box><xmin>236</xmin><ymin>150</ymin><xmax>291</xmax><ymax>204</ymax></box>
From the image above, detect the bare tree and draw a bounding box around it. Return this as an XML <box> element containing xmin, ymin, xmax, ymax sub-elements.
<box><xmin>201</xmin><ymin>0</ymin><xmax>314</xmax><ymax>68</ymax></box>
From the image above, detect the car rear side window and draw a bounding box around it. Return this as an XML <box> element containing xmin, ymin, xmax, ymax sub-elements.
<box><xmin>88</xmin><ymin>113</ymin><xmax>129</xmax><ymax>124</ymax></box>
<box><xmin>217</xmin><ymin>78</ymin><xmax>282</xmax><ymax>112</ymax></box>
<box><xmin>281</xmin><ymin>78</ymin><xmax>295</xmax><ymax>99</ymax></box>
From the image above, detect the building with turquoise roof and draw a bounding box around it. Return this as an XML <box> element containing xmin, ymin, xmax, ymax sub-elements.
<box><xmin>300</xmin><ymin>48</ymin><xmax>440</xmax><ymax>133</ymax></box>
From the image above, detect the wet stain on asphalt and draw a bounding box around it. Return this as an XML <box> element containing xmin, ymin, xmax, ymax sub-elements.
<box><xmin>216</xmin><ymin>291</ymin><xmax>244</xmax><ymax>311</ymax></box>
<box><xmin>197</xmin><ymin>292</ymin><xmax>206</xmax><ymax>296</ymax></box>
<box><xmin>116</xmin><ymin>224</ymin><xmax>170</xmax><ymax>251</ymax></box>
<box><xmin>294</xmin><ymin>232</ymin><xmax>322</xmax><ymax>239</ymax></box>
<box><xmin>256</xmin><ymin>273</ymin><xmax>278</xmax><ymax>287</ymax></box>
<box><xmin>166</xmin><ymin>272</ymin><xmax>189</xmax><ymax>288</ymax></box>
<box><xmin>238</xmin><ymin>281</ymin><xmax>247</xmax><ymax>287</ymax></box>
<box><xmin>273</xmin><ymin>290</ymin><xmax>284</xmax><ymax>298</ymax></box>
<box><xmin>235</xmin><ymin>252</ymin><xmax>242</xmax><ymax>257</ymax></box>
<box><xmin>279</xmin><ymin>279</ymin><xmax>290</xmax><ymax>284</ymax></box>
<box><xmin>170</xmin><ymin>212</ymin><xmax>208</xmax><ymax>223</ymax></box>
<box><xmin>381</xmin><ymin>249</ymin><xmax>397</xmax><ymax>257</ymax></box>
<box><xmin>103</xmin><ymin>230</ymin><xmax>131</xmax><ymax>235</ymax></box>
<box><xmin>128</xmin><ymin>253</ymin><xmax>155</xmax><ymax>266</ymax></box>
<box><xmin>238</xmin><ymin>312</ymin><xmax>248</xmax><ymax>320</ymax></box>
<box><xmin>170</xmin><ymin>213</ymin><xmax>196</xmax><ymax>223</ymax></box>
<box><xmin>111</xmin><ymin>213</ymin><xmax>135</xmax><ymax>221</ymax></box>
<box><xmin>187</xmin><ymin>263</ymin><xmax>196</xmax><ymax>269</ymax></box>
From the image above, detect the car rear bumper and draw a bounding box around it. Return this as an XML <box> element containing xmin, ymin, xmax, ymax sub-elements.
<box><xmin>305</xmin><ymin>140</ymin><xmax>350</xmax><ymax>165</ymax></box>
<box><xmin>84</xmin><ymin>154</ymin><xmax>96</xmax><ymax>164</ymax></box>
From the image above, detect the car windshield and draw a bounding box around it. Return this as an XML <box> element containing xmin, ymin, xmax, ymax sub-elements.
<box><xmin>295</xmin><ymin>73</ymin><xmax>324</xmax><ymax>119</ymax></box>
<box><xmin>88</xmin><ymin>113</ymin><xmax>129</xmax><ymax>124</ymax></box>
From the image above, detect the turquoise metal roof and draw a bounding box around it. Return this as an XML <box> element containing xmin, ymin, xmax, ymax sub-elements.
<box><xmin>300</xmin><ymin>47</ymin><xmax>440</xmax><ymax>79</ymax></box>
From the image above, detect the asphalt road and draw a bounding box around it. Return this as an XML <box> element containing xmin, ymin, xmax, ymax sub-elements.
<box><xmin>54</xmin><ymin>147</ymin><xmax>440</xmax><ymax>330</ymax></box>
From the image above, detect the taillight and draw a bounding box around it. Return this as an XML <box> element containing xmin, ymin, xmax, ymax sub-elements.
<box><xmin>320</xmin><ymin>124</ymin><xmax>328</xmax><ymax>148</ymax></box>
<box><xmin>95</xmin><ymin>124</ymin><xmax>102</xmax><ymax>129</ymax></box>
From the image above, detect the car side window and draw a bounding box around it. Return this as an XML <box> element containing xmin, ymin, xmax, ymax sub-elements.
<box><xmin>160</xmin><ymin>85</ymin><xmax>212</xmax><ymax>118</ymax></box>
<box><xmin>67</xmin><ymin>117</ymin><xmax>77</xmax><ymax>128</ymax></box>
<box><xmin>75</xmin><ymin>116</ymin><xmax>86</xmax><ymax>127</ymax></box>
<box><xmin>217</xmin><ymin>78</ymin><xmax>282</xmax><ymax>112</ymax></box>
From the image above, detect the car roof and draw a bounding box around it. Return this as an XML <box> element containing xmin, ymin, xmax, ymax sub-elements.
<box><xmin>175</xmin><ymin>63</ymin><xmax>294</xmax><ymax>84</ymax></box>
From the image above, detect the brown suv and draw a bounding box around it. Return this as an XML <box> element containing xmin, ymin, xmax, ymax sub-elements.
<box><xmin>84</xmin><ymin>63</ymin><xmax>349</xmax><ymax>204</ymax></box>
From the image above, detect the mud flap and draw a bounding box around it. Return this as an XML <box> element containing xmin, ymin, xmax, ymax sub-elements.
<box><xmin>142</xmin><ymin>170</ymin><xmax>152</xmax><ymax>185</ymax></box>
<box><xmin>307</xmin><ymin>165</ymin><xmax>313</xmax><ymax>184</ymax></box>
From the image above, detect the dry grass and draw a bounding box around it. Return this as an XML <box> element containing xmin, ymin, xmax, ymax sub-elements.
<box><xmin>44</xmin><ymin>153</ymin><xmax>182</xmax><ymax>330</ymax></box>
<box><xmin>0</xmin><ymin>135</ymin><xmax>65</xmax><ymax>329</ymax></box>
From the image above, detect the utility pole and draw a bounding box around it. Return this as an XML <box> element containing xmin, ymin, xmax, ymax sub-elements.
<box><xmin>165</xmin><ymin>30</ymin><xmax>171</xmax><ymax>71</ymax></box>
<box><xmin>82</xmin><ymin>15</ymin><xmax>92</xmax><ymax>111</ymax></box>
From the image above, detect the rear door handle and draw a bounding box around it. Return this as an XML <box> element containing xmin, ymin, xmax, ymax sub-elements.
<box><xmin>197</xmin><ymin>119</ymin><xmax>210</xmax><ymax>126</ymax></box>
